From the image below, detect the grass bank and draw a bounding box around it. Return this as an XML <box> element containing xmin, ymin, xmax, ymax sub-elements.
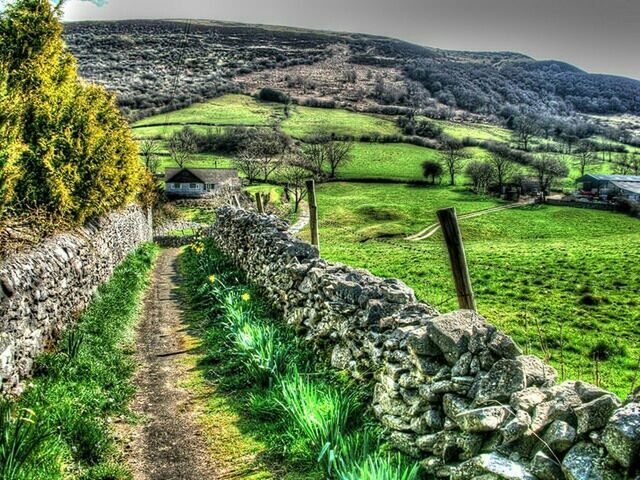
<box><xmin>179</xmin><ymin>239</ymin><xmax>421</xmax><ymax>479</ymax></box>
<box><xmin>0</xmin><ymin>244</ymin><xmax>158</xmax><ymax>480</ymax></box>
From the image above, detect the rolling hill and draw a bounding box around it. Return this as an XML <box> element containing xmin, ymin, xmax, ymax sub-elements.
<box><xmin>63</xmin><ymin>19</ymin><xmax>640</xmax><ymax>123</ymax></box>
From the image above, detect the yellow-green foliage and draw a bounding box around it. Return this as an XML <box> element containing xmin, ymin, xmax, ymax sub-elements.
<box><xmin>0</xmin><ymin>0</ymin><xmax>148</xmax><ymax>224</ymax></box>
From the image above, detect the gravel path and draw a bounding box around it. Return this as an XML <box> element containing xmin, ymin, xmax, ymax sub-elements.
<box><xmin>288</xmin><ymin>204</ymin><xmax>310</xmax><ymax>234</ymax></box>
<box><xmin>125</xmin><ymin>249</ymin><xmax>217</xmax><ymax>480</ymax></box>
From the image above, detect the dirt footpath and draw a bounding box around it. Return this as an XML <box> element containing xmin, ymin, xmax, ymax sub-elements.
<box><xmin>125</xmin><ymin>248</ymin><xmax>217</xmax><ymax>480</ymax></box>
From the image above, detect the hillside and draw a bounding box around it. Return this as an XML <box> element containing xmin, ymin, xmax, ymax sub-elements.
<box><xmin>63</xmin><ymin>19</ymin><xmax>640</xmax><ymax>124</ymax></box>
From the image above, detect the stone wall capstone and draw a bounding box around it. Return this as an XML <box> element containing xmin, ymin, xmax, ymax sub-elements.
<box><xmin>211</xmin><ymin>206</ymin><xmax>640</xmax><ymax>479</ymax></box>
<box><xmin>0</xmin><ymin>205</ymin><xmax>152</xmax><ymax>395</ymax></box>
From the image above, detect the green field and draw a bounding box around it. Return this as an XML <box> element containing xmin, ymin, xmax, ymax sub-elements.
<box><xmin>336</xmin><ymin>143</ymin><xmax>441</xmax><ymax>181</ymax></box>
<box><xmin>157</xmin><ymin>152</ymin><xmax>234</xmax><ymax>171</ymax></box>
<box><xmin>133</xmin><ymin>94</ymin><xmax>283</xmax><ymax>128</ymax></box>
<box><xmin>136</xmin><ymin>96</ymin><xmax>639</xmax><ymax>396</ymax></box>
<box><xmin>297</xmin><ymin>182</ymin><xmax>640</xmax><ymax>396</ymax></box>
<box><xmin>281</xmin><ymin>105</ymin><xmax>401</xmax><ymax>139</ymax></box>
<box><xmin>433</xmin><ymin>119</ymin><xmax>512</xmax><ymax>143</ymax></box>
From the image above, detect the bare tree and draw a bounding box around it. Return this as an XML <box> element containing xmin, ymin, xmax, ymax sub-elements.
<box><xmin>280</xmin><ymin>152</ymin><xmax>313</xmax><ymax>213</ymax></box>
<box><xmin>440</xmin><ymin>138</ymin><xmax>470</xmax><ymax>186</ymax></box>
<box><xmin>530</xmin><ymin>155</ymin><xmax>569</xmax><ymax>200</ymax></box>
<box><xmin>232</xmin><ymin>151</ymin><xmax>262</xmax><ymax>184</ymax></box>
<box><xmin>235</xmin><ymin>130</ymin><xmax>288</xmax><ymax>183</ymax></box>
<box><xmin>325</xmin><ymin>140</ymin><xmax>353</xmax><ymax>178</ymax></box>
<box><xmin>302</xmin><ymin>135</ymin><xmax>353</xmax><ymax>178</ymax></box>
<box><xmin>301</xmin><ymin>140</ymin><xmax>327</xmax><ymax>177</ymax></box>
<box><xmin>486</xmin><ymin>143</ymin><xmax>518</xmax><ymax>192</ymax></box>
<box><xmin>465</xmin><ymin>161</ymin><xmax>496</xmax><ymax>193</ymax></box>
<box><xmin>575</xmin><ymin>140</ymin><xmax>600</xmax><ymax>177</ymax></box>
<box><xmin>513</xmin><ymin>115</ymin><xmax>540</xmax><ymax>151</ymax></box>
<box><xmin>168</xmin><ymin>127</ymin><xmax>197</xmax><ymax>168</ymax></box>
<box><xmin>139</xmin><ymin>138</ymin><xmax>161</xmax><ymax>173</ymax></box>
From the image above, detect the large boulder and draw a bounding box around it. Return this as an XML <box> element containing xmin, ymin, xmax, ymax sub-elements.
<box><xmin>475</xmin><ymin>356</ymin><xmax>557</xmax><ymax>404</ymax></box>
<box><xmin>603</xmin><ymin>402</ymin><xmax>640</xmax><ymax>469</ymax></box>
<box><xmin>452</xmin><ymin>453</ymin><xmax>536</xmax><ymax>480</ymax></box>
<box><xmin>456</xmin><ymin>406</ymin><xmax>511</xmax><ymax>433</ymax></box>
<box><xmin>424</xmin><ymin>310</ymin><xmax>487</xmax><ymax>365</ymax></box>
<box><xmin>574</xmin><ymin>394</ymin><xmax>621</xmax><ymax>435</ymax></box>
<box><xmin>530</xmin><ymin>451</ymin><xmax>564</xmax><ymax>480</ymax></box>
<box><xmin>542</xmin><ymin>420</ymin><xmax>576</xmax><ymax>454</ymax></box>
<box><xmin>562</xmin><ymin>442</ymin><xmax>622</xmax><ymax>480</ymax></box>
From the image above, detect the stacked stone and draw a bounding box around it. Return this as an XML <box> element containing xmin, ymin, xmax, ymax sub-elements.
<box><xmin>211</xmin><ymin>206</ymin><xmax>640</xmax><ymax>479</ymax></box>
<box><xmin>0</xmin><ymin>205</ymin><xmax>152</xmax><ymax>395</ymax></box>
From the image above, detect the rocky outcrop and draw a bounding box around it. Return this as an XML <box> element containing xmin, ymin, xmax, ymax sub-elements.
<box><xmin>211</xmin><ymin>207</ymin><xmax>640</xmax><ymax>479</ymax></box>
<box><xmin>0</xmin><ymin>205</ymin><xmax>152</xmax><ymax>395</ymax></box>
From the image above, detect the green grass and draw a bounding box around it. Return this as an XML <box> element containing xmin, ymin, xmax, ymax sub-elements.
<box><xmin>300</xmin><ymin>182</ymin><xmax>640</xmax><ymax>397</ymax></box>
<box><xmin>178</xmin><ymin>242</ymin><xmax>416</xmax><ymax>478</ymax></box>
<box><xmin>154</xmin><ymin>153</ymin><xmax>235</xmax><ymax>172</ymax></box>
<box><xmin>432</xmin><ymin>119</ymin><xmax>512</xmax><ymax>143</ymax></box>
<box><xmin>133</xmin><ymin>94</ymin><xmax>283</xmax><ymax>128</ymax></box>
<box><xmin>281</xmin><ymin>106</ymin><xmax>400</xmax><ymax>140</ymax></box>
<box><xmin>132</xmin><ymin>124</ymin><xmax>216</xmax><ymax>139</ymax></box>
<box><xmin>337</xmin><ymin>143</ymin><xmax>441</xmax><ymax>181</ymax></box>
<box><xmin>2</xmin><ymin>244</ymin><xmax>158</xmax><ymax>480</ymax></box>
<box><xmin>177</xmin><ymin>207</ymin><xmax>216</xmax><ymax>224</ymax></box>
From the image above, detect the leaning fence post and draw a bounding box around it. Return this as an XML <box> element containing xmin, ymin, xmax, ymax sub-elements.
<box><xmin>255</xmin><ymin>192</ymin><xmax>264</xmax><ymax>213</ymax></box>
<box><xmin>437</xmin><ymin>207</ymin><xmax>476</xmax><ymax>311</ymax></box>
<box><xmin>305</xmin><ymin>179</ymin><xmax>320</xmax><ymax>252</ymax></box>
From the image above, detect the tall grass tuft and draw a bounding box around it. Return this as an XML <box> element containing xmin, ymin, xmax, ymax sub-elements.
<box><xmin>335</xmin><ymin>451</ymin><xmax>420</xmax><ymax>480</ymax></box>
<box><xmin>232</xmin><ymin>322</ymin><xmax>290</xmax><ymax>386</ymax></box>
<box><xmin>0</xmin><ymin>402</ymin><xmax>53</xmax><ymax>480</ymax></box>
<box><xmin>278</xmin><ymin>370</ymin><xmax>357</xmax><ymax>466</ymax></box>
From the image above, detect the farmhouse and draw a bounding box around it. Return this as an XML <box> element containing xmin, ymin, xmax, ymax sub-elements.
<box><xmin>576</xmin><ymin>174</ymin><xmax>640</xmax><ymax>201</ymax></box>
<box><xmin>165</xmin><ymin>168</ymin><xmax>240</xmax><ymax>198</ymax></box>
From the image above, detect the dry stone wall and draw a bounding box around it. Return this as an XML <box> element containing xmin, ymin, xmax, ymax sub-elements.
<box><xmin>0</xmin><ymin>205</ymin><xmax>152</xmax><ymax>395</ymax></box>
<box><xmin>211</xmin><ymin>206</ymin><xmax>640</xmax><ymax>480</ymax></box>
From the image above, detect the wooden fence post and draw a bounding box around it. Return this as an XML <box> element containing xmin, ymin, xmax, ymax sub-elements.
<box><xmin>305</xmin><ymin>179</ymin><xmax>320</xmax><ymax>252</ymax></box>
<box><xmin>255</xmin><ymin>192</ymin><xmax>264</xmax><ymax>213</ymax></box>
<box><xmin>437</xmin><ymin>207</ymin><xmax>476</xmax><ymax>311</ymax></box>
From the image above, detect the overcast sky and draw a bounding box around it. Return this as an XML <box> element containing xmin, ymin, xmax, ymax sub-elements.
<box><xmin>63</xmin><ymin>0</ymin><xmax>640</xmax><ymax>80</ymax></box>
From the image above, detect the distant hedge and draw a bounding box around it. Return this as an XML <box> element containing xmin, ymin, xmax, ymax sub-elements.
<box><xmin>0</xmin><ymin>0</ymin><xmax>150</xmax><ymax>227</ymax></box>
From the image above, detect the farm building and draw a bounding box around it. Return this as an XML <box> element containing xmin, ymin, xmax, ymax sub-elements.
<box><xmin>165</xmin><ymin>168</ymin><xmax>240</xmax><ymax>198</ymax></box>
<box><xmin>576</xmin><ymin>174</ymin><xmax>640</xmax><ymax>201</ymax></box>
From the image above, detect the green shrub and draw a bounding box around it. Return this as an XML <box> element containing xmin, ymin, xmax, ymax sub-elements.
<box><xmin>0</xmin><ymin>0</ymin><xmax>150</xmax><ymax>228</ymax></box>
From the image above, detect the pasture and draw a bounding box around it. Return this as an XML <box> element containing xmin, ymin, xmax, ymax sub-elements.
<box><xmin>297</xmin><ymin>182</ymin><xmax>640</xmax><ymax>396</ymax></box>
<box><xmin>136</xmin><ymin>95</ymin><xmax>639</xmax><ymax>397</ymax></box>
<box><xmin>280</xmin><ymin>105</ymin><xmax>401</xmax><ymax>139</ymax></box>
<box><xmin>133</xmin><ymin>94</ymin><xmax>283</xmax><ymax>128</ymax></box>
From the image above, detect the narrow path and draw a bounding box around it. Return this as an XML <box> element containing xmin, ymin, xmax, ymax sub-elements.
<box><xmin>406</xmin><ymin>201</ymin><xmax>533</xmax><ymax>241</ymax></box>
<box><xmin>288</xmin><ymin>203</ymin><xmax>310</xmax><ymax>234</ymax></box>
<box><xmin>126</xmin><ymin>248</ymin><xmax>217</xmax><ymax>480</ymax></box>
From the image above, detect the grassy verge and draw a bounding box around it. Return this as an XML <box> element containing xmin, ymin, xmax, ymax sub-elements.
<box><xmin>179</xmin><ymin>240</ymin><xmax>421</xmax><ymax>479</ymax></box>
<box><xmin>1</xmin><ymin>244</ymin><xmax>159</xmax><ymax>480</ymax></box>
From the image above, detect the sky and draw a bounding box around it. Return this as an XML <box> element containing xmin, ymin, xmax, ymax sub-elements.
<box><xmin>63</xmin><ymin>0</ymin><xmax>640</xmax><ymax>80</ymax></box>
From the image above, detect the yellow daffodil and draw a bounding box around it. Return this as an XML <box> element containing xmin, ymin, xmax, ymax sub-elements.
<box><xmin>241</xmin><ymin>292</ymin><xmax>251</xmax><ymax>302</ymax></box>
<box><xmin>208</xmin><ymin>275</ymin><xmax>216</xmax><ymax>284</ymax></box>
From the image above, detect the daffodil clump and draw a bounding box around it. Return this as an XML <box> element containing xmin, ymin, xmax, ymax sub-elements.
<box><xmin>190</xmin><ymin>241</ymin><xmax>206</xmax><ymax>254</ymax></box>
<box><xmin>180</xmin><ymin>238</ymin><xmax>420</xmax><ymax>479</ymax></box>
